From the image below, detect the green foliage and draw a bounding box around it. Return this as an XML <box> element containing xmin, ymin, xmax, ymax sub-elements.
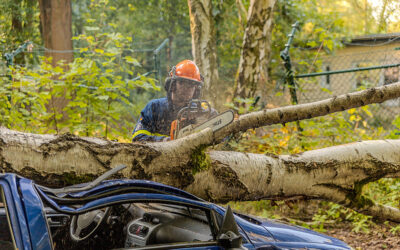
<box><xmin>228</xmin><ymin>200</ymin><xmax>281</xmax><ymax>220</ymax></box>
<box><xmin>363</xmin><ymin>178</ymin><xmax>400</xmax><ymax>209</ymax></box>
<box><xmin>213</xmin><ymin>0</ymin><xmax>247</xmax><ymax>83</ymax></box>
<box><xmin>386</xmin><ymin>116</ymin><xmax>400</xmax><ymax>139</ymax></box>
<box><xmin>0</xmin><ymin>69</ymin><xmax>49</xmax><ymax>132</ymax></box>
<box><xmin>229</xmin><ymin>105</ymin><xmax>383</xmax><ymax>155</ymax></box>
<box><xmin>1</xmin><ymin>54</ymin><xmax>157</xmax><ymax>140</ymax></box>
<box><xmin>72</xmin><ymin>0</ymin><xmax>193</xmax><ymax>70</ymax></box>
<box><xmin>0</xmin><ymin>0</ymin><xmax>41</xmax><ymax>51</ymax></box>
<box><xmin>0</xmin><ymin>1</ymin><xmax>160</xmax><ymax>140</ymax></box>
<box><xmin>389</xmin><ymin>224</ymin><xmax>400</xmax><ymax>235</ymax></box>
<box><xmin>270</xmin><ymin>0</ymin><xmax>365</xmax><ymax>97</ymax></box>
<box><xmin>224</xmin><ymin>97</ymin><xmax>261</xmax><ymax>115</ymax></box>
<box><xmin>312</xmin><ymin>202</ymin><xmax>372</xmax><ymax>233</ymax></box>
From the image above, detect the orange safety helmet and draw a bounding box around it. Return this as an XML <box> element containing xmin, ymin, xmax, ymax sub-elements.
<box><xmin>165</xmin><ymin>60</ymin><xmax>203</xmax><ymax>98</ymax></box>
<box><xmin>171</xmin><ymin>60</ymin><xmax>202</xmax><ymax>83</ymax></box>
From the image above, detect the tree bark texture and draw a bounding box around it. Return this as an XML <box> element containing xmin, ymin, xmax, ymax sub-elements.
<box><xmin>187</xmin><ymin>0</ymin><xmax>220</xmax><ymax>102</ymax></box>
<box><xmin>233</xmin><ymin>0</ymin><xmax>276</xmax><ymax>100</ymax></box>
<box><xmin>38</xmin><ymin>0</ymin><xmax>73</xmax><ymax>65</ymax></box>
<box><xmin>1</xmin><ymin>127</ymin><xmax>400</xmax><ymax>222</ymax></box>
<box><xmin>38</xmin><ymin>0</ymin><xmax>74</xmax><ymax>131</ymax></box>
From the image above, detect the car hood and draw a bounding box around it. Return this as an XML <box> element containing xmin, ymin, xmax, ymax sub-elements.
<box><xmin>260</xmin><ymin>218</ymin><xmax>349</xmax><ymax>248</ymax></box>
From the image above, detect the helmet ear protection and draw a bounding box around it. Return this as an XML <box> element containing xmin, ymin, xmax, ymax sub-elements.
<box><xmin>164</xmin><ymin>77</ymin><xmax>172</xmax><ymax>93</ymax></box>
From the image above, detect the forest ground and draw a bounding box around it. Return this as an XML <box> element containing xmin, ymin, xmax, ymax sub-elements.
<box><xmin>326</xmin><ymin>222</ymin><xmax>400</xmax><ymax>249</ymax></box>
<box><xmin>230</xmin><ymin>200</ymin><xmax>400</xmax><ymax>249</ymax></box>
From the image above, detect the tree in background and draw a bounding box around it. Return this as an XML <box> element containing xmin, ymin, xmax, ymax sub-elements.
<box><xmin>233</xmin><ymin>0</ymin><xmax>276</xmax><ymax>102</ymax></box>
<box><xmin>38</xmin><ymin>0</ymin><xmax>74</xmax><ymax>65</ymax></box>
<box><xmin>0</xmin><ymin>0</ymin><xmax>40</xmax><ymax>65</ymax></box>
<box><xmin>375</xmin><ymin>0</ymin><xmax>400</xmax><ymax>33</ymax></box>
<box><xmin>187</xmin><ymin>0</ymin><xmax>220</xmax><ymax>105</ymax></box>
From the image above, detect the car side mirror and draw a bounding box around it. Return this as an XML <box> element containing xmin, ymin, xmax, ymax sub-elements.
<box><xmin>217</xmin><ymin>205</ymin><xmax>246</xmax><ymax>250</ymax></box>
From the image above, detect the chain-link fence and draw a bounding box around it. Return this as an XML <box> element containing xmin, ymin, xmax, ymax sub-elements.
<box><xmin>0</xmin><ymin>38</ymin><xmax>193</xmax><ymax>90</ymax></box>
<box><xmin>268</xmin><ymin>47</ymin><xmax>400</xmax><ymax>129</ymax></box>
<box><xmin>3</xmin><ymin>38</ymin><xmax>400</xmax><ymax>129</ymax></box>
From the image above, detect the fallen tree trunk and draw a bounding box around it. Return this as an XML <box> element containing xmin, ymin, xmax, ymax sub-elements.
<box><xmin>1</xmin><ymin>82</ymin><xmax>400</xmax><ymax>222</ymax></box>
<box><xmin>1</xmin><ymin>127</ymin><xmax>400</xmax><ymax>222</ymax></box>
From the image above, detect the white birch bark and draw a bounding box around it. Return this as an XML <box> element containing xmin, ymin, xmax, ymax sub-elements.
<box><xmin>187</xmin><ymin>0</ymin><xmax>220</xmax><ymax>101</ymax></box>
<box><xmin>1</xmin><ymin>128</ymin><xmax>400</xmax><ymax>222</ymax></box>
<box><xmin>234</xmin><ymin>0</ymin><xmax>276</xmax><ymax>100</ymax></box>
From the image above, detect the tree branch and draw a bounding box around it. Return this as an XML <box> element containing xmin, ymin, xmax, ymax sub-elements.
<box><xmin>216</xmin><ymin>81</ymin><xmax>400</xmax><ymax>142</ymax></box>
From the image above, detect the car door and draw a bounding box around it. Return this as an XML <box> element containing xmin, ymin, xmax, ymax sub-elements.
<box><xmin>0</xmin><ymin>174</ymin><xmax>53</xmax><ymax>250</ymax></box>
<box><xmin>0</xmin><ymin>177</ymin><xmax>20</xmax><ymax>250</ymax></box>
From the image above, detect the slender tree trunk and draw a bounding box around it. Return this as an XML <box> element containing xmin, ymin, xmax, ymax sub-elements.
<box><xmin>38</xmin><ymin>0</ymin><xmax>73</xmax><ymax>65</ymax></box>
<box><xmin>216</xmin><ymin>81</ymin><xmax>400</xmax><ymax>143</ymax></box>
<box><xmin>187</xmin><ymin>0</ymin><xmax>220</xmax><ymax>105</ymax></box>
<box><xmin>167</xmin><ymin>35</ymin><xmax>173</xmax><ymax>70</ymax></box>
<box><xmin>233</xmin><ymin>0</ymin><xmax>276</xmax><ymax>103</ymax></box>
<box><xmin>38</xmin><ymin>0</ymin><xmax>74</xmax><ymax>132</ymax></box>
<box><xmin>236</xmin><ymin>0</ymin><xmax>248</xmax><ymax>31</ymax></box>
<box><xmin>24</xmin><ymin>0</ymin><xmax>37</xmax><ymax>32</ymax></box>
<box><xmin>377</xmin><ymin>0</ymin><xmax>389</xmax><ymax>32</ymax></box>
<box><xmin>11</xmin><ymin>0</ymin><xmax>23</xmax><ymax>34</ymax></box>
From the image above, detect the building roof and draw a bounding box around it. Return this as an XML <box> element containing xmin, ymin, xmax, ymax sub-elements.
<box><xmin>344</xmin><ymin>33</ymin><xmax>400</xmax><ymax>46</ymax></box>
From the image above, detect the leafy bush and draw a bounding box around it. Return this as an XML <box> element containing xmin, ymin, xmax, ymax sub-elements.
<box><xmin>0</xmin><ymin>31</ymin><xmax>159</xmax><ymax>141</ymax></box>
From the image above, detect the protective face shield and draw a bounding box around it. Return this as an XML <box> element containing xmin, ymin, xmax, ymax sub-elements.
<box><xmin>165</xmin><ymin>60</ymin><xmax>204</xmax><ymax>108</ymax></box>
<box><xmin>170</xmin><ymin>80</ymin><xmax>197</xmax><ymax>107</ymax></box>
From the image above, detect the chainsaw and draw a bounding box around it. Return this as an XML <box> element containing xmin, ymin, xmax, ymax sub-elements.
<box><xmin>170</xmin><ymin>100</ymin><xmax>234</xmax><ymax>140</ymax></box>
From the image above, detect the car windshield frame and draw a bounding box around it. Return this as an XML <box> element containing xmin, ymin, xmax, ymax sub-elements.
<box><xmin>0</xmin><ymin>186</ymin><xmax>17</xmax><ymax>250</ymax></box>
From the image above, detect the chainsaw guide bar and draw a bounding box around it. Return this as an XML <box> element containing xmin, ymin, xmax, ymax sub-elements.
<box><xmin>176</xmin><ymin>110</ymin><xmax>234</xmax><ymax>139</ymax></box>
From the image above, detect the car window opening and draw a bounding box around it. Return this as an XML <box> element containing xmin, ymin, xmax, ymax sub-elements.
<box><xmin>47</xmin><ymin>202</ymin><xmax>217</xmax><ymax>250</ymax></box>
<box><xmin>0</xmin><ymin>187</ymin><xmax>17</xmax><ymax>250</ymax></box>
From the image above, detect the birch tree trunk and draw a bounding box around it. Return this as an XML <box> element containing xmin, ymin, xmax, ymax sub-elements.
<box><xmin>233</xmin><ymin>0</ymin><xmax>276</xmax><ymax>101</ymax></box>
<box><xmin>2</xmin><ymin>82</ymin><xmax>400</xmax><ymax>222</ymax></box>
<box><xmin>2</xmin><ymin>129</ymin><xmax>400</xmax><ymax>222</ymax></box>
<box><xmin>187</xmin><ymin>0</ymin><xmax>220</xmax><ymax>104</ymax></box>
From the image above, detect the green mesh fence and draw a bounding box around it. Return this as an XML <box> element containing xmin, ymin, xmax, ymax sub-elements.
<box><xmin>268</xmin><ymin>47</ymin><xmax>400</xmax><ymax>130</ymax></box>
<box><xmin>0</xmin><ymin>38</ymin><xmax>192</xmax><ymax>92</ymax></box>
<box><xmin>4</xmin><ymin>39</ymin><xmax>399</xmax><ymax>130</ymax></box>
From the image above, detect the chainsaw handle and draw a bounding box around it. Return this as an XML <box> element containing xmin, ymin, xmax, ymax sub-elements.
<box><xmin>177</xmin><ymin>100</ymin><xmax>211</xmax><ymax>121</ymax></box>
<box><xmin>170</xmin><ymin>120</ymin><xmax>179</xmax><ymax>140</ymax></box>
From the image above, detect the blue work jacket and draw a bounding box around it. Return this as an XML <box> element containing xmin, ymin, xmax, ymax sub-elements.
<box><xmin>132</xmin><ymin>97</ymin><xmax>175</xmax><ymax>142</ymax></box>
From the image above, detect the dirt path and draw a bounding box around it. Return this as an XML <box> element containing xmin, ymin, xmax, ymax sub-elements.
<box><xmin>325</xmin><ymin>223</ymin><xmax>400</xmax><ymax>250</ymax></box>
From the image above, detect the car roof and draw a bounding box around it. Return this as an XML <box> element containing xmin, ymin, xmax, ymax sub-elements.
<box><xmin>0</xmin><ymin>173</ymin><xmax>209</xmax><ymax>215</ymax></box>
<box><xmin>37</xmin><ymin>178</ymin><xmax>203</xmax><ymax>202</ymax></box>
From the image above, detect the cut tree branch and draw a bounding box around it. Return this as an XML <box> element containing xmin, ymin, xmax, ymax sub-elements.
<box><xmin>216</xmin><ymin>81</ymin><xmax>400</xmax><ymax>142</ymax></box>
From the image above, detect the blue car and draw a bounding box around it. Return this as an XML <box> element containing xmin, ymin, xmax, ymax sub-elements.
<box><xmin>0</xmin><ymin>165</ymin><xmax>350</xmax><ymax>249</ymax></box>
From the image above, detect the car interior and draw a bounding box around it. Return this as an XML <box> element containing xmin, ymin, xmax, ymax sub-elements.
<box><xmin>49</xmin><ymin>202</ymin><xmax>219</xmax><ymax>250</ymax></box>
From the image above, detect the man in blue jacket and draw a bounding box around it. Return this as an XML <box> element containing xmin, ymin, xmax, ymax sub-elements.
<box><xmin>132</xmin><ymin>60</ymin><xmax>206</xmax><ymax>142</ymax></box>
